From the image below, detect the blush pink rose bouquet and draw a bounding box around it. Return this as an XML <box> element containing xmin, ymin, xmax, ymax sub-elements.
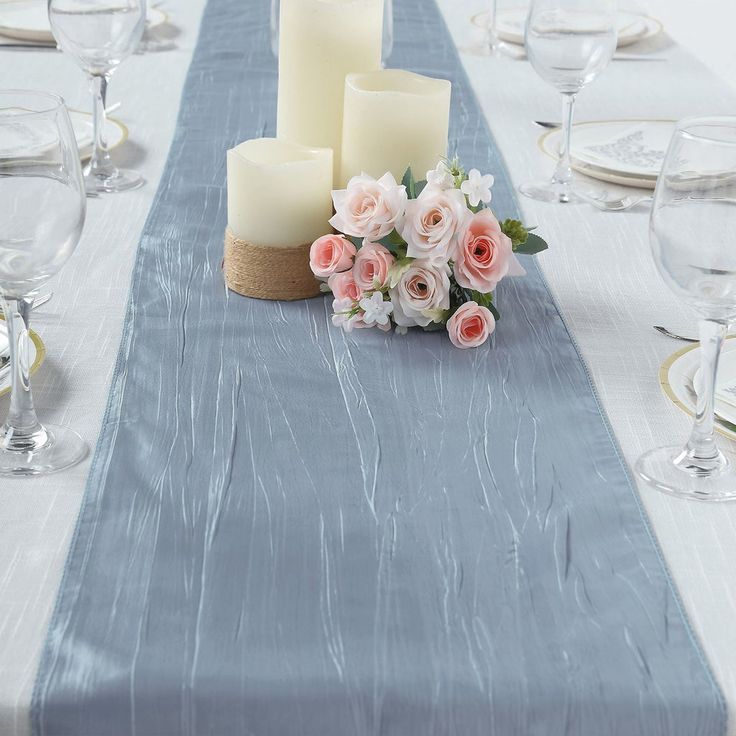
<box><xmin>309</xmin><ymin>158</ymin><xmax>548</xmax><ymax>348</ymax></box>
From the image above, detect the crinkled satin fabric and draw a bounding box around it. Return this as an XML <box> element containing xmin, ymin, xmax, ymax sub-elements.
<box><xmin>32</xmin><ymin>0</ymin><xmax>726</xmax><ymax>734</ymax></box>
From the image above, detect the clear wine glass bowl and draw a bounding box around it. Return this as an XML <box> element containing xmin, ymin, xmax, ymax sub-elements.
<box><xmin>636</xmin><ymin>116</ymin><xmax>736</xmax><ymax>501</ymax></box>
<box><xmin>519</xmin><ymin>0</ymin><xmax>616</xmax><ymax>203</ymax></box>
<box><xmin>0</xmin><ymin>90</ymin><xmax>87</xmax><ymax>476</ymax></box>
<box><xmin>48</xmin><ymin>0</ymin><xmax>146</xmax><ymax>194</ymax></box>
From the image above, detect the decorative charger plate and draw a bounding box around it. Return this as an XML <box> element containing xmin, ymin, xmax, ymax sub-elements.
<box><xmin>0</xmin><ymin>1</ymin><xmax>167</xmax><ymax>43</ymax></box>
<box><xmin>471</xmin><ymin>8</ymin><xmax>663</xmax><ymax>48</ymax></box>
<box><xmin>538</xmin><ymin>119</ymin><xmax>675</xmax><ymax>189</ymax></box>
<box><xmin>0</xmin><ymin>319</ymin><xmax>46</xmax><ymax>398</ymax></box>
<box><xmin>660</xmin><ymin>338</ymin><xmax>736</xmax><ymax>443</ymax></box>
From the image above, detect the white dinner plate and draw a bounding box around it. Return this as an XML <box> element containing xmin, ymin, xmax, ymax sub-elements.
<box><xmin>661</xmin><ymin>338</ymin><xmax>736</xmax><ymax>442</ymax></box>
<box><xmin>0</xmin><ymin>110</ymin><xmax>127</xmax><ymax>162</ymax></box>
<box><xmin>471</xmin><ymin>8</ymin><xmax>663</xmax><ymax>48</ymax></box>
<box><xmin>0</xmin><ymin>1</ymin><xmax>167</xmax><ymax>44</ymax></box>
<box><xmin>538</xmin><ymin>119</ymin><xmax>675</xmax><ymax>189</ymax></box>
<box><xmin>0</xmin><ymin>320</ymin><xmax>46</xmax><ymax>398</ymax></box>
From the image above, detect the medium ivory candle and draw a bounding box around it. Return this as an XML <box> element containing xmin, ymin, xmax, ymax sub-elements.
<box><xmin>227</xmin><ymin>138</ymin><xmax>333</xmax><ymax>248</ymax></box>
<box><xmin>340</xmin><ymin>69</ymin><xmax>452</xmax><ymax>186</ymax></box>
<box><xmin>277</xmin><ymin>0</ymin><xmax>384</xmax><ymax>179</ymax></box>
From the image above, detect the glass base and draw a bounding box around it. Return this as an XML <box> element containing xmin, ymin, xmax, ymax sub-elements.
<box><xmin>460</xmin><ymin>39</ymin><xmax>516</xmax><ymax>58</ymax></box>
<box><xmin>518</xmin><ymin>179</ymin><xmax>591</xmax><ymax>204</ymax></box>
<box><xmin>86</xmin><ymin>168</ymin><xmax>145</xmax><ymax>194</ymax></box>
<box><xmin>636</xmin><ymin>445</ymin><xmax>736</xmax><ymax>502</ymax></box>
<box><xmin>0</xmin><ymin>423</ymin><xmax>88</xmax><ymax>477</ymax></box>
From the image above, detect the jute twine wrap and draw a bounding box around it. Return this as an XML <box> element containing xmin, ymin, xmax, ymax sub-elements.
<box><xmin>223</xmin><ymin>228</ymin><xmax>321</xmax><ymax>301</ymax></box>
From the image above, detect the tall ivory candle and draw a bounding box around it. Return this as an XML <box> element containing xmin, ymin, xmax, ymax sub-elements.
<box><xmin>227</xmin><ymin>138</ymin><xmax>333</xmax><ymax>247</ymax></box>
<box><xmin>277</xmin><ymin>0</ymin><xmax>384</xmax><ymax>179</ymax></box>
<box><xmin>340</xmin><ymin>69</ymin><xmax>452</xmax><ymax>186</ymax></box>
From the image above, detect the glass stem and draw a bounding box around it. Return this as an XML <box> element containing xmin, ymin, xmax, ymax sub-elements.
<box><xmin>0</xmin><ymin>297</ymin><xmax>46</xmax><ymax>453</ymax></box>
<box><xmin>553</xmin><ymin>92</ymin><xmax>576</xmax><ymax>202</ymax></box>
<box><xmin>677</xmin><ymin>319</ymin><xmax>728</xmax><ymax>475</ymax></box>
<box><xmin>87</xmin><ymin>73</ymin><xmax>113</xmax><ymax>183</ymax></box>
<box><xmin>487</xmin><ymin>0</ymin><xmax>499</xmax><ymax>52</ymax></box>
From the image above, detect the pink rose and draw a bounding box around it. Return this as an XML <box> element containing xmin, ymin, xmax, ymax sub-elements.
<box><xmin>310</xmin><ymin>234</ymin><xmax>357</xmax><ymax>279</ymax></box>
<box><xmin>353</xmin><ymin>242</ymin><xmax>395</xmax><ymax>291</ymax></box>
<box><xmin>453</xmin><ymin>210</ymin><xmax>525</xmax><ymax>293</ymax></box>
<box><xmin>400</xmin><ymin>185</ymin><xmax>468</xmax><ymax>264</ymax></box>
<box><xmin>447</xmin><ymin>301</ymin><xmax>495</xmax><ymax>349</ymax></box>
<box><xmin>330</xmin><ymin>173</ymin><xmax>408</xmax><ymax>241</ymax></box>
<box><xmin>328</xmin><ymin>270</ymin><xmax>361</xmax><ymax>301</ymax></box>
<box><xmin>389</xmin><ymin>260</ymin><xmax>450</xmax><ymax>327</ymax></box>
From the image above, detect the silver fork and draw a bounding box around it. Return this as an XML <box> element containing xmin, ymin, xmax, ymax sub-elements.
<box><xmin>577</xmin><ymin>190</ymin><xmax>653</xmax><ymax>212</ymax></box>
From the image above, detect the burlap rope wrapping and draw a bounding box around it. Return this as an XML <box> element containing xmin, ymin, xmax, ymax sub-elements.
<box><xmin>223</xmin><ymin>228</ymin><xmax>321</xmax><ymax>301</ymax></box>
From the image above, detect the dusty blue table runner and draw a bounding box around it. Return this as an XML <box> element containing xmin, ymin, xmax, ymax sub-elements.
<box><xmin>33</xmin><ymin>0</ymin><xmax>726</xmax><ymax>734</ymax></box>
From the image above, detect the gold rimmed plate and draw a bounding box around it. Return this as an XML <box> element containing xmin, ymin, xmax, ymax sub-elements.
<box><xmin>538</xmin><ymin>119</ymin><xmax>675</xmax><ymax>189</ymax></box>
<box><xmin>660</xmin><ymin>338</ymin><xmax>736</xmax><ymax>442</ymax></box>
<box><xmin>0</xmin><ymin>317</ymin><xmax>46</xmax><ymax>398</ymax></box>
<box><xmin>68</xmin><ymin>110</ymin><xmax>128</xmax><ymax>162</ymax></box>
<box><xmin>0</xmin><ymin>2</ymin><xmax>168</xmax><ymax>44</ymax></box>
<box><xmin>0</xmin><ymin>110</ymin><xmax>127</xmax><ymax>164</ymax></box>
<box><xmin>471</xmin><ymin>8</ymin><xmax>663</xmax><ymax>48</ymax></box>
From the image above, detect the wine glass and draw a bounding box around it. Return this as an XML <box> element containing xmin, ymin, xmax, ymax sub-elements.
<box><xmin>0</xmin><ymin>91</ymin><xmax>87</xmax><ymax>476</ymax></box>
<box><xmin>519</xmin><ymin>0</ymin><xmax>616</xmax><ymax>203</ymax></box>
<box><xmin>48</xmin><ymin>0</ymin><xmax>146</xmax><ymax>194</ymax></box>
<box><xmin>381</xmin><ymin>0</ymin><xmax>393</xmax><ymax>65</ymax></box>
<box><xmin>466</xmin><ymin>0</ymin><xmax>506</xmax><ymax>57</ymax></box>
<box><xmin>636</xmin><ymin>117</ymin><xmax>736</xmax><ymax>501</ymax></box>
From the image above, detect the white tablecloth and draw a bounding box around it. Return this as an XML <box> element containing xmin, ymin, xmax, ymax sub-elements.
<box><xmin>2</xmin><ymin>1</ymin><xmax>736</xmax><ymax>734</ymax></box>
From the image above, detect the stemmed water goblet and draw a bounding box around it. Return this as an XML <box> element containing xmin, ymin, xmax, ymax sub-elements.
<box><xmin>519</xmin><ymin>0</ymin><xmax>616</xmax><ymax>203</ymax></box>
<box><xmin>465</xmin><ymin>0</ymin><xmax>514</xmax><ymax>57</ymax></box>
<box><xmin>0</xmin><ymin>91</ymin><xmax>87</xmax><ymax>475</ymax></box>
<box><xmin>637</xmin><ymin>117</ymin><xmax>736</xmax><ymax>501</ymax></box>
<box><xmin>48</xmin><ymin>0</ymin><xmax>146</xmax><ymax>194</ymax></box>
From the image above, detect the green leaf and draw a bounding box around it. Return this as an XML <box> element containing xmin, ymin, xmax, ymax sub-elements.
<box><xmin>422</xmin><ymin>321</ymin><xmax>446</xmax><ymax>332</ymax></box>
<box><xmin>488</xmin><ymin>302</ymin><xmax>501</xmax><ymax>322</ymax></box>
<box><xmin>470</xmin><ymin>290</ymin><xmax>494</xmax><ymax>309</ymax></box>
<box><xmin>402</xmin><ymin>167</ymin><xmax>416</xmax><ymax>199</ymax></box>
<box><xmin>415</xmin><ymin>179</ymin><xmax>428</xmax><ymax>197</ymax></box>
<box><xmin>378</xmin><ymin>228</ymin><xmax>408</xmax><ymax>255</ymax></box>
<box><xmin>513</xmin><ymin>232</ymin><xmax>549</xmax><ymax>256</ymax></box>
<box><xmin>346</xmin><ymin>235</ymin><xmax>363</xmax><ymax>249</ymax></box>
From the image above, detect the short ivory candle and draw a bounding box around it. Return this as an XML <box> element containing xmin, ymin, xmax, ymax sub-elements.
<box><xmin>277</xmin><ymin>0</ymin><xmax>384</xmax><ymax>179</ymax></box>
<box><xmin>340</xmin><ymin>69</ymin><xmax>452</xmax><ymax>186</ymax></box>
<box><xmin>227</xmin><ymin>138</ymin><xmax>333</xmax><ymax>248</ymax></box>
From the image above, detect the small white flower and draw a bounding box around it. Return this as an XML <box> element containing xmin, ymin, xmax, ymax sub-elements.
<box><xmin>395</xmin><ymin>325</ymin><xmax>408</xmax><ymax>335</ymax></box>
<box><xmin>359</xmin><ymin>292</ymin><xmax>394</xmax><ymax>326</ymax></box>
<box><xmin>460</xmin><ymin>169</ymin><xmax>494</xmax><ymax>207</ymax></box>
<box><xmin>426</xmin><ymin>161</ymin><xmax>454</xmax><ymax>190</ymax></box>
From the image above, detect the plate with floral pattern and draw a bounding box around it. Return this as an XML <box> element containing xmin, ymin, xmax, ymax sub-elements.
<box><xmin>538</xmin><ymin>119</ymin><xmax>675</xmax><ymax>189</ymax></box>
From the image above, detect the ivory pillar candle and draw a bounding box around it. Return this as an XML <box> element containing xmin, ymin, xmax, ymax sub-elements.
<box><xmin>225</xmin><ymin>138</ymin><xmax>333</xmax><ymax>301</ymax></box>
<box><xmin>340</xmin><ymin>69</ymin><xmax>452</xmax><ymax>186</ymax></box>
<box><xmin>277</xmin><ymin>0</ymin><xmax>384</xmax><ymax>179</ymax></box>
<box><xmin>227</xmin><ymin>138</ymin><xmax>333</xmax><ymax>247</ymax></box>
